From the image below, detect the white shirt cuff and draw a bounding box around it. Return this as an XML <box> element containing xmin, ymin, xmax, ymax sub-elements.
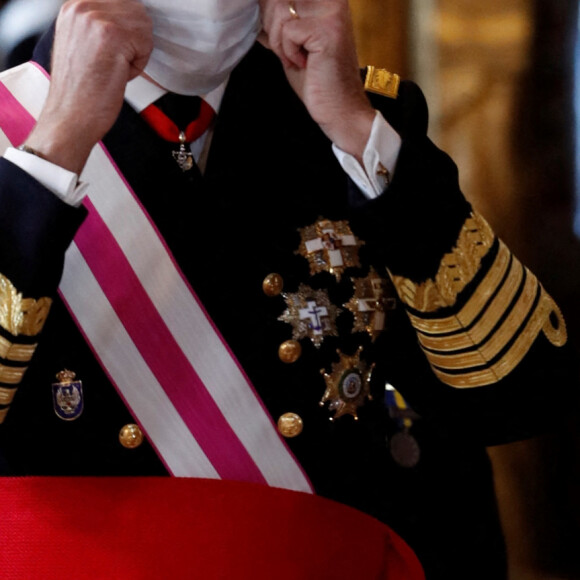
<box><xmin>3</xmin><ymin>146</ymin><xmax>88</xmax><ymax>207</ymax></box>
<box><xmin>332</xmin><ymin>110</ymin><xmax>402</xmax><ymax>199</ymax></box>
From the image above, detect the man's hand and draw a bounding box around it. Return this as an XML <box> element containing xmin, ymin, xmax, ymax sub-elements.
<box><xmin>25</xmin><ymin>0</ymin><xmax>153</xmax><ymax>174</ymax></box>
<box><xmin>259</xmin><ymin>0</ymin><xmax>375</xmax><ymax>162</ymax></box>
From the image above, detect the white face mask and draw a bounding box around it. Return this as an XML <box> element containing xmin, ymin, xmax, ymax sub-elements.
<box><xmin>140</xmin><ymin>0</ymin><xmax>260</xmax><ymax>95</ymax></box>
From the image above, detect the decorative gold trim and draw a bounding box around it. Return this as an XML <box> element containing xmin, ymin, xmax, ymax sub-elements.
<box><xmin>0</xmin><ymin>407</ymin><xmax>8</xmax><ymax>424</ymax></box>
<box><xmin>0</xmin><ymin>335</ymin><xmax>37</xmax><ymax>362</ymax></box>
<box><xmin>364</xmin><ymin>66</ymin><xmax>400</xmax><ymax>99</ymax></box>
<box><xmin>405</xmin><ymin>240</ymin><xmax>511</xmax><ymax>335</ymax></box>
<box><xmin>431</xmin><ymin>288</ymin><xmax>566</xmax><ymax>388</ymax></box>
<box><xmin>422</xmin><ymin>270</ymin><xmax>539</xmax><ymax>370</ymax></box>
<box><xmin>417</xmin><ymin>257</ymin><xmax>523</xmax><ymax>351</ymax></box>
<box><xmin>391</xmin><ymin>212</ymin><xmax>496</xmax><ymax>313</ymax></box>
<box><xmin>0</xmin><ymin>385</ymin><xmax>17</xmax><ymax>404</ymax></box>
<box><xmin>542</xmin><ymin>299</ymin><xmax>567</xmax><ymax>347</ymax></box>
<box><xmin>0</xmin><ymin>274</ymin><xmax>52</xmax><ymax>337</ymax></box>
<box><xmin>0</xmin><ymin>363</ymin><xmax>27</xmax><ymax>385</ymax></box>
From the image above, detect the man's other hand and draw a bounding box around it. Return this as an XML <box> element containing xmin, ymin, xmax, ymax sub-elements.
<box><xmin>259</xmin><ymin>0</ymin><xmax>375</xmax><ymax>162</ymax></box>
<box><xmin>25</xmin><ymin>0</ymin><xmax>153</xmax><ymax>174</ymax></box>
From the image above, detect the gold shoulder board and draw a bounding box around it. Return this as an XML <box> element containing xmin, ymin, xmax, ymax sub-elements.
<box><xmin>364</xmin><ymin>66</ymin><xmax>400</xmax><ymax>99</ymax></box>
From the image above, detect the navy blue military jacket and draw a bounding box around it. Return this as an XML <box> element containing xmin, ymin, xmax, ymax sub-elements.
<box><xmin>0</xmin><ymin>25</ymin><xmax>576</xmax><ymax>580</ymax></box>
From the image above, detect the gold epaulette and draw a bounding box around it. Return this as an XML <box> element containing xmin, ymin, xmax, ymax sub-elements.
<box><xmin>0</xmin><ymin>273</ymin><xmax>52</xmax><ymax>423</ymax></box>
<box><xmin>390</xmin><ymin>212</ymin><xmax>567</xmax><ymax>389</ymax></box>
<box><xmin>364</xmin><ymin>66</ymin><xmax>400</xmax><ymax>99</ymax></box>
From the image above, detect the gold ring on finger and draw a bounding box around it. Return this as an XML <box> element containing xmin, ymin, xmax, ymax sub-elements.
<box><xmin>288</xmin><ymin>1</ymin><xmax>299</xmax><ymax>19</ymax></box>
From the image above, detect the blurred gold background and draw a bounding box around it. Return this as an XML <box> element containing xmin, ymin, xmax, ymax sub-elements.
<box><xmin>351</xmin><ymin>1</ymin><xmax>580</xmax><ymax>579</ymax></box>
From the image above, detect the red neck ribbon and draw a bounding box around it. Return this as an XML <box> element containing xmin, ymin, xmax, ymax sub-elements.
<box><xmin>141</xmin><ymin>98</ymin><xmax>215</xmax><ymax>143</ymax></box>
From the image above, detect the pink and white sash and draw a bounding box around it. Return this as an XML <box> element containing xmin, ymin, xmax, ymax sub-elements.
<box><xmin>0</xmin><ymin>62</ymin><xmax>312</xmax><ymax>492</ymax></box>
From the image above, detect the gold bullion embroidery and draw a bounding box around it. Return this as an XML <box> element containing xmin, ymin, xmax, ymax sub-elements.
<box><xmin>297</xmin><ymin>218</ymin><xmax>364</xmax><ymax>281</ymax></box>
<box><xmin>344</xmin><ymin>267</ymin><xmax>396</xmax><ymax>341</ymax></box>
<box><xmin>0</xmin><ymin>385</ymin><xmax>17</xmax><ymax>404</ymax></box>
<box><xmin>320</xmin><ymin>347</ymin><xmax>374</xmax><ymax>420</ymax></box>
<box><xmin>278</xmin><ymin>284</ymin><xmax>341</xmax><ymax>348</ymax></box>
<box><xmin>390</xmin><ymin>212</ymin><xmax>495</xmax><ymax>312</ymax></box>
<box><xmin>420</xmin><ymin>268</ymin><xmax>538</xmax><ymax>369</ymax></box>
<box><xmin>0</xmin><ymin>363</ymin><xmax>26</xmax><ymax>385</ymax></box>
<box><xmin>0</xmin><ymin>274</ymin><xmax>52</xmax><ymax>337</ymax></box>
<box><xmin>364</xmin><ymin>66</ymin><xmax>400</xmax><ymax>99</ymax></box>
<box><xmin>0</xmin><ymin>407</ymin><xmax>8</xmax><ymax>424</ymax></box>
<box><xmin>542</xmin><ymin>300</ymin><xmax>567</xmax><ymax>347</ymax></box>
<box><xmin>406</xmin><ymin>241</ymin><xmax>512</xmax><ymax>335</ymax></box>
<box><xmin>415</xmin><ymin>251</ymin><xmax>521</xmax><ymax>351</ymax></box>
<box><xmin>429</xmin><ymin>288</ymin><xmax>566</xmax><ymax>388</ymax></box>
<box><xmin>387</xmin><ymin>211</ymin><xmax>567</xmax><ymax>388</ymax></box>
<box><xmin>0</xmin><ymin>335</ymin><xmax>37</xmax><ymax>362</ymax></box>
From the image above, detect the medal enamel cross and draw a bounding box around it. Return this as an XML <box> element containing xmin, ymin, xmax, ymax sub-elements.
<box><xmin>278</xmin><ymin>283</ymin><xmax>341</xmax><ymax>348</ymax></box>
<box><xmin>344</xmin><ymin>267</ymin><xmax>397</xmax><ymax>340</ymax></box>
<box><xmin>297</xmin><ymin>219</ymin><xmax>364</xmax><ymax>281</ymax></box>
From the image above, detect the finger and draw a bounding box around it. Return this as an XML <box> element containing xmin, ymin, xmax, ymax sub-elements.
<box><xmin>280</xmin><ymin>19</ymin><xmax>310</xmax><ymax>69</ymax></box>
<box><xmin>262</xmin><ymin>0</ymin><xmax>310</xmax><ymax>67</ymax></box>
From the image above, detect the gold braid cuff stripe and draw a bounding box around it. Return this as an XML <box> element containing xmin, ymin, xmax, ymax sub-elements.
<box><xmin>0</xmin><ymin>407</ymin><xmax>8</xmax><ymax>424</ymax></box>
<box><xmin>406</xmin><ymin>242</ymin><xmax>511</xmax><ymax>335</ymax></box>
<box><xmin>429</xmin><ymin>288</ymin><xmax>566</xmax><ymax>388</ymax></box>
<box><xmin>422</xmin><ymin>269</ymin><xmax>539</xmax><ymax>369</ymax></box>
<box><xmin>0</xmin><ymin>335</ymin><xmax>37</xmax><ymax>362</ymax></box>
<box><xmin>391</xmin><ymin>212</ymin><xmax>495</xmax><ymax>313</ymax></box>
<box><xmin>0</xmin><ymin>385</ymin><xmax>17</xmax><ymax>404</ymax></box>
<box><xmin>0</xmin><ymin>273</ymin><xmax>52</xmax><ymax>336</ymax></box>
<box><xmin>0</xmin><ymin>363</ymin><xmax>27</xmax><ymax>386</ymax></box>
<box><xmin>417</xmin><ymin>258</ymin><xmax>524</xmax><ymax>352</ymax></box>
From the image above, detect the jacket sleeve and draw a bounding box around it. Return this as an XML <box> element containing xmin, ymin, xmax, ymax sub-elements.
<box><xmin>349</xmin><ymin>80</ymin><xmax>578</xmax><ymax>445</ymax></box>
<box><xmin>0</xmin><ymin>158</ymin><xmax>86</xmax><ymax>422</ymax></box>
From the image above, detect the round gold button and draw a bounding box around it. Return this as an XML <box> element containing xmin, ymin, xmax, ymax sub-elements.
<box><xmin>262</xmin><ymin>273</ymin><xmax>284</xmax><ymax>297</ymax></box>
<box><xmin>119</xmin><ymin>424</ymin><xmax>144</xmax><ymax>449</ymax></box>
<box><xmin>277</xmin><ymin>413</ymin><xmax>303</xmax><ymax>438</ymax></box>
<box><xmin>278</xmin><ymin>340</ymin><xmax>302</xmax><ymax>364</ymax></box>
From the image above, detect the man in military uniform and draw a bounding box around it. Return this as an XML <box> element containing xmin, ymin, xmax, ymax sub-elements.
<box><xmin>0</xmin><ymin>0</ymin><xmax>574</xmax><ymax>577</ymax></box>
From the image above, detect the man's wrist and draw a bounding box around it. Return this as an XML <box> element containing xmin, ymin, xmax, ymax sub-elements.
<box><xmin>4</xmin><ymin>146</ymin><xmax>87</xmax><ymax>206</ymax></box>
<box><xmin>332</xmin><ymin>110</ymin><xmax>402</xmax><ymax>199</ymax></box>
<box><xmin>320</xmin><ymin>105</ymin><xmax>376</xmax><ymax>165</ymax></box>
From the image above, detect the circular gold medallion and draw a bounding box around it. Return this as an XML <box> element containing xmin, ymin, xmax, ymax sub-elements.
<box><xmin>119</xmin><ymin>423</ymin><xmax>144</xmax><ymax>449</ymax></box>
<box><xmin>277</xmin><ymin>413</ymin><xmax>303</xmax><ymax>438</ymax></box>
<box><xmin>262</xmin><ymin>273</ymin><xmax>284</xmax><ymax>297</ymax></box>
<box><xmin>278</xmin><ymin>340</ymin><xmax>302</xmax><ymax>364</ymax></box>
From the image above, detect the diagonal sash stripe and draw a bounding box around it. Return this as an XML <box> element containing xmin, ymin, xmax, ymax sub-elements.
<box><xmin>0</xmin><ymin>67</ymin><xmax>37</xmax><ymax>144</ymax></box>
<box><xmin>0</xmin><ymin>127</ymin><xmax>11</xmax><ymax>154</ymax></box>
<box><xmin>0</xmin><ymin>62</ymin><xmax>313</xmax><ymax>493</ymax></box>
<box><xmin>59</xmin><ymin>245</ymin><xmax>220</xmax><ymax>478</ymax></box>
<box><xmin>75</xmin><ymin>198</ymin><xmax>267</xmax><ymax>484</ymax></box>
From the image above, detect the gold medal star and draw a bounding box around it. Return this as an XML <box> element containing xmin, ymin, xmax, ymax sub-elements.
<box><xmin>296</xmin><ymin>218</ymin><xmax>364</xmax><ymax>281</ymax></box>
<box><xmin>320</xmin><ymin>347</ymin><xmax>374</xmax><ymax>420</ymax></box>
<box><xmin>278</xmin><ymin>284</ymin><xmax>341</xmax><ymax>348</ymax></box>
<box><xmin>344</xmin><ymin>267</ymin><xmax>397</xmax><ymax>341</ymax></box>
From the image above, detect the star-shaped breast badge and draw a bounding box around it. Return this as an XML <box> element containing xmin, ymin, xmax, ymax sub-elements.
<box><xmin>320</xmin><ymin>347</ymin><xmax>374</xmax><ymax>420</ymax></box>
<box><xmin>296</xmin><ymin>218</ymin><xmax>364</xmax><ymax>281</ymax></box>
<box><xmin>344</xmin><ymin>267</ymin><xmax>397</xmax><ymax>341</ymax></box>
<box><xmin>278</xmin><ymin>283</ymin><xmax>341</xmax><ymax>348</ymax></box>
